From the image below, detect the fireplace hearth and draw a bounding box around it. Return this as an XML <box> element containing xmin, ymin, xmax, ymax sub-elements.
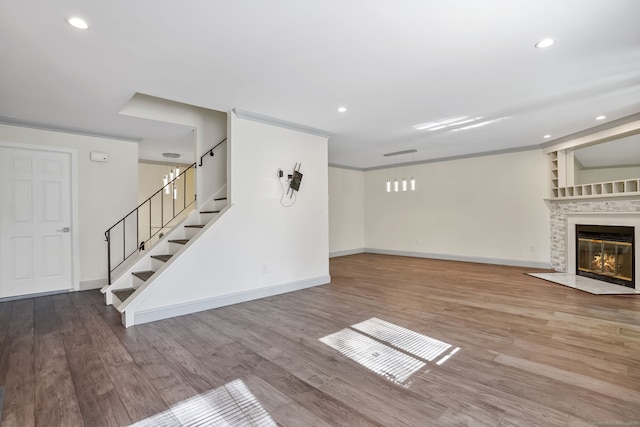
<box><xmin>576</xmin><ymin>225</ymin><xmax>635</xmax><ymax>288</ymax></box>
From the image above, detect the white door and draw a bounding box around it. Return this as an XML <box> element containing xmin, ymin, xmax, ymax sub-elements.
<box><xmin>0</xmin><ymin>146</ymin><xmax>73</xmax><ymax>298</ymax></box>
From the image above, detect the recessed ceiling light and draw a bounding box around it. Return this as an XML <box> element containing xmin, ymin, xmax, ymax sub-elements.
<box><xmin>535</xmin><ymin>38</ymin><xmax>555</xmax><ymax>49</ymax></box>
<box><xmin>595</xmin><ymin>115</ymin><xmax>606</xmax><ymax>120</ymax></box>
<box><xmin>67</xmin><ymin>16</ymin><xmax>89</xmax><ymax>30</ymax></box>
<box><xmin>337</xmin><ymin>107</ymin><xmax>347</xmax><ymax>113</ymax></box>
<box><xmin>544</xmin><ymin>134</ymin><xmax>551</xmax><ymax>139</ymax></box>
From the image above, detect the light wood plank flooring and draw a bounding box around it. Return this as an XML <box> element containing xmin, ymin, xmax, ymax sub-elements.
<box><xmin>1</xmin><ymin>254</ymin><xmax>639</xmax><ymax>426</ymax></box>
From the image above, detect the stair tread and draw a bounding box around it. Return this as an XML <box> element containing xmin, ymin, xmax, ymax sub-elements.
<box><xmin>132</xmin><ymin>270</ymin><xmax>155</xmax><ymax>281</ymax></box>
<box><xmin>150</xmin><ymin>254</ymin><xmax>172</xmax><ymax>262</ymax></box>
<box><xmin>113</xmin><ymin>288</ymin><xmax>136</xmax><ymax>302</ymax></box>
<box><xmin>200</xmin><ymin>210</ymin><xmax>220</xmax><ymax>214</ymax></box>
<box><xmin>184</xmin><ymin>224</ymin><xmax>205</xmax><ymax>228</ymax></box>
<box><xmin>168</xmin><ymin>239</ymin><xmax>189</xmax><ymax>245</ymax></box>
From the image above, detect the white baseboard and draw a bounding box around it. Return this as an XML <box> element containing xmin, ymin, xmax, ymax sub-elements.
<box><xmin>364</xmin><ymin>248</ymin><xmax>552</xmax><ymax>270</ymax></box>
<box><xmin>79</xmin><ymin>279</ymin><xmax>107</xmax><ymax>290</ymax></box>
<box><xmin>130</xmin><ymin>275</ymin><xmax>331</xmax><ymax>327</ymax></box>
<box><xmin>329</xmin><ymin>248</ymin><xmax>365</xmax><ymax>258</ymax></box>
<box><xmin>0</xmin><ymin>289</ymin><xmax>70</xmax><ymax>303</ymax></box>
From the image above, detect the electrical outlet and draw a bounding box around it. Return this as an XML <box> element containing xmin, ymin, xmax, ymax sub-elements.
<box><xmin>262</xmin><ymin>263</ymin><xmax>268</xmax><ymax>274</ymax></box>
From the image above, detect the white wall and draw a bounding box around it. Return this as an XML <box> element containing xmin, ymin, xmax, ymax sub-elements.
<box><xmin>576</xmin><ymin>165</ymin><xmax>640</xmax><ymax>184</ymax></box>
<box><xmin>120</xmin><ymin>93</ymin><xmax>227</xmax><ymax>205</ymax></box>
<box><xmin>364</xmin><ymin>149</ymin><xmax>551</xmax><ymax>268</ymax></box>
<box><xmin>198</xmin><ymin>114</ymin><xmax>227</xmax><ymax>203</ymax></box>
<box><xmin>127</xmin><ymin>113</ymin><xmax>329</xmax><ymax>323</ymax></box>
<box><xmin>328</xmin><ymin>166</ymin><xmax>365</xmax><ymax>255</ymax></box>
<box><xmin>0</xmin><ymin>124</ymin><xmax>138</xmax><ymax>287</ymax></box>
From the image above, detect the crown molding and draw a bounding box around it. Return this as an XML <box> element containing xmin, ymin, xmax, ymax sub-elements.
<box><xmin>0</xmin><ymin>116</ymin><xmax>142</xmax><ymax>142</ymax></box>
<box><xmin>232</xmin><ymin>108</ymin><xmax>333</xmax><ymax>138</ymax></box>
<box><xmin>328</xmin><ymin>163</ymin><xmax>365</xmax><ymax>171</ymax></box>
<box><xmin>541</xmin><ymin>112</ymin><xmax>640</xmax><ymax>153</ymax></box>
<box><xmin>363</xmin><ymin>144</ymin><xmax>541</xmax><ymax>172</ymax></box>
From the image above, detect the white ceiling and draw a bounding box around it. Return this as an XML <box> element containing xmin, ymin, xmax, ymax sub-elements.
<box><xmin>1</xmin><ymin>0</ymin><xmax>639</xmax><ymax>168</ymax></box>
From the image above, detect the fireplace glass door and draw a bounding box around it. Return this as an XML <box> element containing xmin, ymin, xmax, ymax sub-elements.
<box><xmin>577</xmin><ymin>238</ymin><xmax>633</xmax><ymax>282</ymax></box>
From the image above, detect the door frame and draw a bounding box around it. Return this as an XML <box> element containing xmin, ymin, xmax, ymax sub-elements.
<box><xmin>0</xmin><ymin>141</ymin><xmax>80</xmax><ymax>293</ymax></box>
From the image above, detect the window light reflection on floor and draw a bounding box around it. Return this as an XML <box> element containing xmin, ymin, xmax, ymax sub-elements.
<box><xmin>320</xmin><ymin>328</ymin><xmax>426</xmax><ymax>387</ymax></box>
<box><xmin>352</xmin><ymin>317</ymin><xmax>452</xmax><ymax>362</ymax></box>
<box><xmin>319</xmin><ymin>317</ymin><xmax>460</xmax><ymax>388</ymax></box>
<box><xmin>128</xmin><ymin>379</ymin><xmax>277</xmax><ymax>427</ymax></box>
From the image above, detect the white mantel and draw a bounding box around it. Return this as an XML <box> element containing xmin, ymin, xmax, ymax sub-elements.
<box><xmin>565</xmin><ymin>212</ymin><xmax>640</xmax><ymax>289</ymax></box>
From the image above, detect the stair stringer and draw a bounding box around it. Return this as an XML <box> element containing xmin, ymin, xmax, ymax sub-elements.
<box><xmin>101</xmin><ymin>183</ymin><xmax>228</xmax><ymax>307</ymax></box>
<box><xmin>118</xmin><ymin>202</ymin><xmax>233</xmax><ymax>326</ymax></box>
<box><xmin>101</xmin><ymin>207</ymin><xmax>207</xmax><ymax>306</ymax></box>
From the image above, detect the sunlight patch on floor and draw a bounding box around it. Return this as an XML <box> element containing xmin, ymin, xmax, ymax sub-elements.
<box><xmin>320</xmin><ymin>328</ymin><xmax>426</xmax><ymax>387</ymax></box>
<box><xmin>319</xmin><ymin>317</ymin><xmax>460</xmax><ymax>388</ymax></box>
<box><xmin>128</xmin><ymin>379</ymin><xmax>276</xmax><ymax>427</ymax></box>
<box><xmin>352</xmin><ymin>317</ymin><xmax>452</xmax><ymax>361</ymax></box>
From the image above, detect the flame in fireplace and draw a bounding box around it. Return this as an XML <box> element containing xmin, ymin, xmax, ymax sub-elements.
<box><xmin>592</xmin><ymin>253</ymin><xmax>617</xmax><ymax>273</ymax></box>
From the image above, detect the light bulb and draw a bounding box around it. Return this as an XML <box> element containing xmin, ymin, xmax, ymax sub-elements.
<box><xmin>410</xmin><ymin>177</ymin><xmax>416</xmax><ymax>191</ymax></box>
<box><xmin>175</xmin><ymin>167</ymin><xmax>180</xmax><ymax>179</ymax></box>
<box><xmin>394</xmin><ymin>179</ymin><xmax>399</xmax><ymax>192</ymax></box>
<box><xmin>402</xmin><ymin>177</ymin><xmax>407</xmax><ymax>192</ymax></box>
<box><xmin>386</xmin><ymin>179</ymin><xmax>391</xmax><ymax>192</ymax></box>
<box><xmin>163</xmin><ymin>175</ymin><xmax>169</xmax><ymax>194</ymax></box>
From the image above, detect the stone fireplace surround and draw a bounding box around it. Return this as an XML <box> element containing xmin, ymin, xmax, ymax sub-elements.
<box><xmin>550</xmin><ymin>198</ymin><xmax>640</xmax><ymax>289</ymax></box>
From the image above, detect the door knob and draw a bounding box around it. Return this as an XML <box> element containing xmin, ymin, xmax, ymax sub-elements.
<box><xmin>57</xmin><ymin>227</ymin><xmax>70</xmax><ymax>232</ymax></box>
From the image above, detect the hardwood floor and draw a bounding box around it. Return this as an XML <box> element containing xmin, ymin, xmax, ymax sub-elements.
<box><xmin>1</xmin><ymin>253</ymin><xmax>639</xmax><ymax>426</ymax></box>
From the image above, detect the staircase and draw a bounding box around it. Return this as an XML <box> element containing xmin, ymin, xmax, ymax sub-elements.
<box><xmin>102</xmin><ymin>197</ymin><xmax>227</xmax><ymax>311</ymax></box>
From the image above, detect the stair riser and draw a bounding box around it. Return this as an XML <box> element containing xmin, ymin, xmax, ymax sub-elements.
<box><xmin>132</xmin><ymin>275</ymin><xmax>147</xmax><ymax>286</ymax></box>
<box><xmin>112</xmin><ymin>296</ymin><xmax>124</xmax><ymax>311</ymax></box>
<box><xmin>201</xmin><ymin>197</ymin><xmax>227</xmax><ymax>214</ymax></box>
<box><xmin>167</xmin><ymin>232</ymin><xmax>187</xmax><ymax>241</ymax></box>
<box><xmin>150</xmin><ymin>259</ymin><xmax>166</xmax><ymax>271</ymax></box>
<box><xmin>107</xmin><ymin>276</ymin><xmax>133</xmax><ymax>296</ymax></box>
<box><xmin>183</xmin><ymin>227</ymin><xmax>202</xmax><ymax>239</ymax></box>
<box><xmin>109</xmin><ymin>283</ymin><xmax>134</xmax><ymax>309</ymax></box>
<box><xmin>212</xmin><ymin>201</ymin><xmax>227</xmax><ymax>210</ymax></box>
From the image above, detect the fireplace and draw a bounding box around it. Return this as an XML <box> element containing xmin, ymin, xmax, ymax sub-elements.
<box><xmin>576</xmin><ymin>225</ymin><xmax>635</xmax><ymax>288</ymax></box>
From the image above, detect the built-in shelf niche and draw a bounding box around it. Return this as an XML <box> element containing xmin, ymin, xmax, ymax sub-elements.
<box><xmin>545</xmin><ymin>114</ymin><xmax>640</xmax><ymax>200</ymax></box>
<box><xmin>550</xmin><ymin>150</ymin><xmax>640</xmax><ymax>199</ymax></box>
